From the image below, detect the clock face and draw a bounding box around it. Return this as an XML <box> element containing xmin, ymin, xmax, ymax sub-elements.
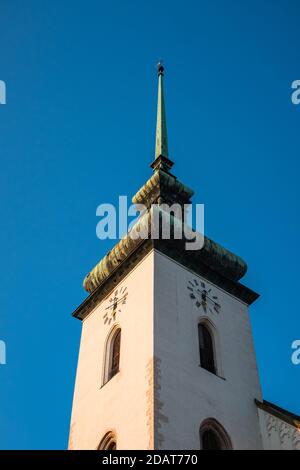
<box><xmin>187</xmin><ymin>279</ymin><xmax>221</xmax><ymax>314</ymax></box>
<box><xmin>103</xmin><ymin>286</ymin><xmax>128</xmax><ymax>325</ymax></box>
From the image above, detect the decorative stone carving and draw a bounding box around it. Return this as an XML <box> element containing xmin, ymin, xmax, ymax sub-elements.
<box><xmin>264</xmin><ymin>411</ymin><xmax>300</xmax><ymax>450</ymax></box>
<box><xmin>279</xmin><ymin>421</ymin><xmax>291</xmax><ymax>444</ymax></box>
<box><xmin>292</xmin><ymin>428</ymin><xmax>300</xmax><ymax>450</ymax></box>
<box><xmin>266</xmin><ymin>413</ymin><xmax>278</xmax><ymax>436</ymax></box>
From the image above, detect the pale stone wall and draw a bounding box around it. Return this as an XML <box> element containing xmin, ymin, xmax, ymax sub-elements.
<box><xmin>69</xmin><ymin>248</ymin><xmax>267</xmax><ymax>450</ymax></box>
<box><xmin>258</xmin><ymin>408</ymin><xmax>300</xmax><ymax>450</ymax></box>
<box><xmin>153</xmin><ymin>250</ymin><xmax>263</xmax><ymax>450</ymax></box>
<box><xmin>68</xmin><ymin>252</ymin><xmax>155</xmax><ymax>450</ymax></box>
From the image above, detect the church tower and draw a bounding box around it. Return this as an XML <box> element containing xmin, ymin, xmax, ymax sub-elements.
<box><xmin>68</xmin><ymin>64</ymin><xmax>264</xmax><ymax>450</ymax></box>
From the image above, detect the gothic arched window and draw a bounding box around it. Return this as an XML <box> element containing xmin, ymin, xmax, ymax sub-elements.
<box><xmin>202</xmin><ymin>429</ymin><xmax>222</xmax><ymax>450</ymax></box>
<box><xmin>103</xmin><ymin>327</ymin><xmax>121</xmax><ymax>385</ymax></box>
<box><xmin>98</xmin><ymin>431</ymin><xmax>117</xmax><ymax>450</ymax></box>
<box><xmin>109</xmin><ymin>329</ymin><xmax>121</xmax><ymax>380</ymax></box>
<box><xmin>200</xmin><ymin>419</ymin><xmax>232</xmax><ymax>450</ymax></box>
<box><xmin>198</xmin><ymin>323</ymin><xmax>216</xmax><ymax>374</ymax></box>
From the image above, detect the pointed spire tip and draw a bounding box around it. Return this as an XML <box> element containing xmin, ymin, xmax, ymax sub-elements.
<box><xmin>157</xmin><ymin>61</ymin><xmax>164</xmax><ymax>75</ymax></box>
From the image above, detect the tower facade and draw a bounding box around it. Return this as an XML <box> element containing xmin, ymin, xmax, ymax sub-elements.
<box><xmin>68</xmin><ymin>65</ymin><xmax>264</xmax><ymax>450</ymax></box>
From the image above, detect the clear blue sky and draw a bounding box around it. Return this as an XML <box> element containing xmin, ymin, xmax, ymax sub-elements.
<box><xmin>0</xmin><ymin>0</ymin><xmax>299</xmax><ymax>449</ymax></box>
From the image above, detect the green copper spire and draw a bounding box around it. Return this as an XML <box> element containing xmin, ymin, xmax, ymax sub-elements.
<box><xmin>155</xmin><ymin>62</ymin><xmax>168</xmax><ymax>159</ymax></box>
<box><xmin>151</xmin><ymin>62</ymin><xmax>174</xmax><ymax>173</ymax></box>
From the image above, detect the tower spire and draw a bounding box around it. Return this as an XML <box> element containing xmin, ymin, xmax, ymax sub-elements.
<box><xmin>151</xmin><ymin>62</ymin><xmax>174</xmax><ymax>173</ymax></box>
<box><xmin>155</xmin><ymin>62</ymin><xmax>168</xmax><ymax>159</ymax></box>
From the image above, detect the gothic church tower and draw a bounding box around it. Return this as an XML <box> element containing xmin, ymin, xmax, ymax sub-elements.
<box><xmin>68</xmin><ymin>64</ymin><xmax>263</xmax><ymax>450</ymax></box>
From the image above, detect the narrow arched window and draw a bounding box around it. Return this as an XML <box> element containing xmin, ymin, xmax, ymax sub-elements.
<box><xmin>103</xmin><ymin>327</ymin><xmax>121</xmax><ymax>385</ymax></box>
<box><xmin>200</xmin><ymin>419</ymin><xmax>232</xmax><ymax>450</ymax></box>
<box><xmin>202</xmin><ymin>429</ymin><xmax>222</xmax><ymax>450</ymax></box>
<box><xmin>98</xmin><ymin>431</ymin><xmax>117</xmax><ymax>450</ymax></box>
<box><xmin>198</xmin><ymin>323</ymin><xmax>216</xmax><ymax>374</ymax></box>
<box><xmin>109</xmin><ymin>329</ymin><xmax>121</xmax><ymax>381</ymax></box>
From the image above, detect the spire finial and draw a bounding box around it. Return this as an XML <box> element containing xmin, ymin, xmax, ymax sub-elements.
<box><xmin>151</xmin><ymin>61</ymin><xmax>174</xmax><ymax>173</ymax></box>
<box><xmin>157</xmin><ymin>61</ymin><xmax>164</xmax><ymax>75</ymax></box>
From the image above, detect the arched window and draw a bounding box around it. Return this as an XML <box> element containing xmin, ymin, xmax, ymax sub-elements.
<box><xmin>200</xmin><ymin>419</ymin><xmax>232</xmax><ymax>450</ymax></box>
<box><xmin>198</xmin><ymin>323</ymin><xmax>216</xmax><ymax>374</ymax></box>
<box><xmin>109</xmin><ymin>329</ymin><xmax>121</xmax><ymax>380</ymax></box>
<box><xmin>98</xmin><ymin>431</ymin><xmax>117</xmax><ymax>450</ymax></box>
<box><xmin>202</xmin><ymin>429</ymin><xmax>222</xmax><ymax>450</ymax></box>
<box><xmin>103</xmin><ymin>327</ymin><xmax>121</xmax><ymax>385</ymax></box>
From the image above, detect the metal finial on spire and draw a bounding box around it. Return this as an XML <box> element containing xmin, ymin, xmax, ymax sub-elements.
<box><xmin>157</xmin><ymin>61</ymin><xmax>164</xmax><ymax>75</ymax></box>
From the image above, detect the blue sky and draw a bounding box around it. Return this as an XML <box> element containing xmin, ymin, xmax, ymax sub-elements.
<box><xmin>0</xmin><ymin>0</ymin><xmax>299</xmax><ymax>449</ymax></box>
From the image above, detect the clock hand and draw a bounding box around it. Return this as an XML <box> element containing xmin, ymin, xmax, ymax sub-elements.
<box><xmin>105</xmin><ymin>294</ymin><xmax>128</xmax><ymax>310</ymax></box>
<box><xmin>205</xmin><ymin>295</ymin><xmax>220</xmax><ymax>306</ymax></box>
<box><xmin>114</xmin><ymin>294</ymin><xmax>128</xmax><ymax>305</ymax></box>
<box><xmin>196</xmin><ymin>289</ymin><xmax>219</xmax><ymax>306</ymax></box>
